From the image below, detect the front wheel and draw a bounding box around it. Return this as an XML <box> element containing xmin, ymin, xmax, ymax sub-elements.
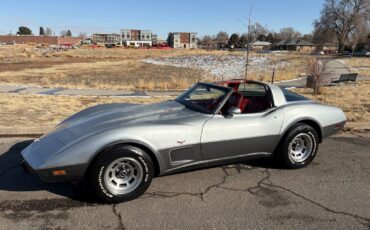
<box><xmin>89</xmin><ymin>145</ymin><xmax>154</xmax><ymax>203</ymax></box>
<box><xmin>277</xmin><ymin>123</ymin><xmax>319</xmax><ymax>169</ymax></box>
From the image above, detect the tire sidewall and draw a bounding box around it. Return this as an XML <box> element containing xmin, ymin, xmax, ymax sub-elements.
<box><xmin>283</xmin><ymin>124</ymin><xmax>319</xmax><ymax>168</ymax></box>
<box><xmin>91</xmin><ymin>145</ymin><xmax>154</xmax><ymax>203</ymax></box>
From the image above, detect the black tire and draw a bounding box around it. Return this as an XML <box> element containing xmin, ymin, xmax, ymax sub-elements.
<box><xmin>276</xmin><ymin>123</ymin><xmax>319</xmax><ymax>169</ymax></box>
<box><xmin>89</xmin><ymin>145</ymin><xmax>154</xmax><ymax>203</ymax></box>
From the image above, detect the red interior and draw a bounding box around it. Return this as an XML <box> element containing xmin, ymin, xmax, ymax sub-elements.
<box><xmin>218</xmin><ymin>80</ymin><xmax>272</xmax><ymax>114</ymax></box>
<box><xmin>221</xmin><ymin>92</ymin><xmax>250</xmax><ymax>114</ymax></box>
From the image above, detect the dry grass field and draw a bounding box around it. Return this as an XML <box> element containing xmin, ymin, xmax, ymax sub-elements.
<box><xmin>0</xmin><ymin>93</ymin><xmax>169</xmax><ymax>128</ymax></box>
<box><xmin>0</xmin><ymin>45</ymin><xmax>369</xmax><ymax>131</ymax></box>
<box><xmin>0</xmin><ymin>81</ymin><xmax>368</xmax><ymax>130</ymax></box>
<box><xmin>337</xmin><ymin>57</ymin><xmax>370</xmax><ymax>77</ymax></box>
<box><xmin>293</xmin><ymin>80</ymin><xmax>370</xmax><ymax>122</ymax></box>
<box><xmin>0</xmin><ymin>45</ymin><xmax>314</xmax><ymax>90</ymax></box>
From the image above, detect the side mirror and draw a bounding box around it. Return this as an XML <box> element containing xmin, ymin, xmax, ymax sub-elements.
<box><xmin>227</xmin><ymin>106</ymin><xmax>241</xmax><ymax>116</ymax></box>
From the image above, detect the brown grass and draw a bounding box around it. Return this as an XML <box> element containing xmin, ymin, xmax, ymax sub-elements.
<box><xmin>337</xmin><ymin>57</ymin><xmax>370</xmax><ymax>77</ymax></box>
<box><xmin>0</xmin><ymin>45</ymin><xmax>229</xmax><ymax>63</ymax></box>
<box><xmin>0</xmin><ymin>93</ymin><xmax>171</xmax><ymax>128</ymax></box>
<box><xmin>292</xmin><ymin>81</ymin><xmax>370</xmax><ymax>122</ymax></box>
<box><xmin>0</xmin><ymin>46</ymin><xmax>314</xmax><ymax>90</ymax></box>
<box><xmin>256</xmin><ymin>53</ymin><xmax>311</xmax><ymax>82</ymax></box>
<box><xmin>0</xmin><ymin>60</ymin><xmax>211</xmax><ymax>90</ymax></box>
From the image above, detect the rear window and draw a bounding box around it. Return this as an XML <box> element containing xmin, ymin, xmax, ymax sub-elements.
<box><xmin>281</xmin><ymin>88</ymin><xmax>308</xmax><ymax>102</ymax></box>
<box><xmin>238</xmin><ymin>83</ymin><xmax>266</xmax><ymax>93</ymax></box>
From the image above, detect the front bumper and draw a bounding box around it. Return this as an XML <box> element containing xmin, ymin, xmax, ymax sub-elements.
<box><xmin>21</xmin><ymin>156</ymin><xmax>87</xmax><ymax>183</ymax></box>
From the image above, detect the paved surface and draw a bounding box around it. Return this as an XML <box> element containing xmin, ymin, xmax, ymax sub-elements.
<box><xmin>0</xmin><ymin>134</ymin><xmax>369</xmax><ymax>229</ymax></box>
<box><xmin>275</xmin><ymin>59</ymin><xmax>370</xmax><ymax>88</ymax></box>
<box><xmin>0</xmin><ymin>84</ymin><xmax>183</xmax><ymax>97</ymax></box>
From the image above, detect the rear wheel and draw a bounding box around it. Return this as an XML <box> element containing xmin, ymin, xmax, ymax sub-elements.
<box><xmin>89</xmin><ymin>145</ymin><xmax>154</xmax><ymax>203</ymax></box>
<box><xmin>277</xmin><ymin>123</ymin><xmax>319</xmax><ymax>169</ymax></box>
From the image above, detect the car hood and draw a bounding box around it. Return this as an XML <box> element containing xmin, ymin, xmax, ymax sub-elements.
<box><xmin>56</xmin><ymin>100</ymin><xmax>198</xmax><ymax>138</ymax></box>
<box><xmin>22</xmin><ymin>100</ymin><xmax>201</xmax><ymax>167</ymax></box>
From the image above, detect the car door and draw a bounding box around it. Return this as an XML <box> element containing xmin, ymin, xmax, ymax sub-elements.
<box><xmin>200</xmin><ymin>108</ymin><xmax>283</xmax><ymax>160</ymax></box>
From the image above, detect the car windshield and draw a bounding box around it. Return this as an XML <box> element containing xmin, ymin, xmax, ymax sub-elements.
<box><xmin>175</xmin><ymin>83</ymin><xmax>231</xmax><ymax>114</ymax></box>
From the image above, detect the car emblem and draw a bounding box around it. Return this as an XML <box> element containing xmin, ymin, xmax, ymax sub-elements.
<box><xmin>177</xmin><ymin>140</ymin><xmax>186</xmax><ymax>144</ymax></box>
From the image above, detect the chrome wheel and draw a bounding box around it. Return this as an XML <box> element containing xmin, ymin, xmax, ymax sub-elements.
<box><xmin>104</xmin><ymin>157</ymin><xmax>143</xmax><ymax>195</ymax></box>
<box><xmin>288</xmin><ymin>133</ymin><xmax>313</xmax><ymax>163</ymax></box>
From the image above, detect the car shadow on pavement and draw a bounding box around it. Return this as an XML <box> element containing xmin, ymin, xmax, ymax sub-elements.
<box><xmin>0</xmin><ymin>140</ymin><xmax>283</xmax><ymax>203</ymax></box>
<box><xmin>0</xmin><ymin>140</ymin><xmax>95</xmax><ymax>202</ymax></box>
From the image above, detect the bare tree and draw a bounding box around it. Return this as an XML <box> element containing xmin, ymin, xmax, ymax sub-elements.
<box><xmin>201</xmin><ymin>35</ymin><xmax>214</xmax><ymax>50</ymax></box>
<box><xmin>250</xmin><ymin>23</ymin><xmax>269</xmax><ymax>41</ymax></box>
<box><xmin>312</xmin><ymin>21</ymin><xmax>337</xmax><ymax>43</ymax></box>
<box><xmin>215</xmin><ymin>31</ymin><xmax>229</xmax><ymax>49</ymax></box>
<box><xmin>316</xmin><ymin>0</ymin><xmax>370</xmax><ymax>54</ymax></box>
<box><xmin>45</xmin><ymin>28</ymin><xmax>52</xmax><ymax>36</ymax></box>
<box><xmin>277</xmin><ymin>27</ymin><xmax>302</xmax><ymax>40</ymax></box>
<box><xmin>78</xmin><ymin>32</ymin><xmax>87</xmax><ymax>38</ymax></box>
<box><xmin>60</xmin><ymin>30</ymin><xmax>68</xmax><ymax>36</ymax></box>
<box><xmin>60</xmin><ymin>30</ymin><xmax>72</xmax><ymax>37</ymax></box>
<box><xmin>306</xmin><ymin>58</ymin><xmax>328</xmax><ymax>95</ymax></box>
<box><xmin>347</xmin><ymin>14</ymin><xmax>368</xmax><ymax>55</ymax></box>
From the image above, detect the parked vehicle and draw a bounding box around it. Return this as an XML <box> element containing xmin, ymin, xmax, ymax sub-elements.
<box><xmin>22</xmin><ymin>81</ymin><xmax>346</xmax><ymax>203</ymax></box>
<box><xmin>311</xmin><ymin>50</ymin><xmax>325</xmax><ymax>55</ymax></box>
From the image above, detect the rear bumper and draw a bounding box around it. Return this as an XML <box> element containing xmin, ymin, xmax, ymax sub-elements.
<box><xmin>322</xmin><ymin>120</ymin><xmax>346</xmax><ymax>139</ymax></box>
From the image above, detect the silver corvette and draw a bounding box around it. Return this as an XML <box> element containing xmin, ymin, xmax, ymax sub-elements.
<box><xmin>22</xmin><ymin>80</ymin><xmax>346</xmax><ymax>203</ymax></box>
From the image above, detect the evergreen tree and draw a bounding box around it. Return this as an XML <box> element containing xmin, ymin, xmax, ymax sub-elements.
<box><xmin>17</xmin><ymin>26</ymin><xmax>32</xmax><ymax>35</ymax></box>
<box><xmin>39</xmin><ymin>27</ymin><xmax>45</xmax><ymax>36</ymax></box>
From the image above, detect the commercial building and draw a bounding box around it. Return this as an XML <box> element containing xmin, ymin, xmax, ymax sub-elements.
<box><xmin>91</xmin><ymin>33</ymin><xmax>121</xmax><ymax>45</ymax></box>
<box><xmin>168</xmin><ymin>32</ymin><xmax>197</xmax><ymax>49</ymax></box>
<box><xmin>120</xmin><ymin>29</ymin><xmax>152</xmax><ymax>47</ymax></box>
<box><xmin>0</xmin><ymin>35</ymin><xmax>81</xmax><ymax>45</ymax></box>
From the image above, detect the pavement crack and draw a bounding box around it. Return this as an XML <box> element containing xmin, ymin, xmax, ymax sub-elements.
<box><xmin>142</xmin><ymin>164</ymin><xmax>257</xmax><ymax>202</ymax></box>
<box><xmin>112</xmin><ymin>204</ymin><xmax>125</xmax><ymax>230</ymax></box>
<box><xmin>264</xmin><ymin>181</ymin><xmax>370</xmax><ymax>228</ymax></box>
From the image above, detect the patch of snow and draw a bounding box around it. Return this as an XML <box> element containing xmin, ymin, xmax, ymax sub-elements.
<box><xmin>143</xmin><ymin>54</ymin><xmax>288</xmax><ymax>80</ymax></box>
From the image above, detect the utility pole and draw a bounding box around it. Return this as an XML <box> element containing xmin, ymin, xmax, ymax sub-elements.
<box><xmin>244</xmin><ymin>6</ymin><xmax>253</xmax><ymax>91</ymax></box>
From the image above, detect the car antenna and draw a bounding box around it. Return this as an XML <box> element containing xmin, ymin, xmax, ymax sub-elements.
<box><xmin>244</xmin><ymin>6</ymin><xmax>253</xmax><ymax>91</ymax></box>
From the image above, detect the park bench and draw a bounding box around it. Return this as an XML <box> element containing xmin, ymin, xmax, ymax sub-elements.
<box><xmin>330</xmin><ymin>73</ymin><xmax>358</xmax><ymax>85</ymax></box>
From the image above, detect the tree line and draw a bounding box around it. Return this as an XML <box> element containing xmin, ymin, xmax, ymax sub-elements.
<box><xmin>199</xmin><ymin>0</ymin><xmax>369</xmax><ymax>53</ymax></box>
<box><xmin>14</xmin><ymin>26</ymin><xmax>74</xmax><ymax>37</ymax></box>
<box><xmin>199</xmin><ymin>26</ymin><xmax>304</xmax><ymax>50</ymax></box>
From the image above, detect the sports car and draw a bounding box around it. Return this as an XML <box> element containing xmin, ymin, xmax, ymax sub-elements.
<box><xmin>21</xmin><ymin>80</ymin><xmax>346</xmax><ymax>203</ymax></box>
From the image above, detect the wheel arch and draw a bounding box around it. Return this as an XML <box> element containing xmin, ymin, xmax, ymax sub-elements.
<box><xmin>84</xmin><ymin>140</ymin><xmax>162</xmax><ymax>179</ymax></box>
<box><xmin>278</xmin><ymin>118</ymin><xmax>323</xmax><ymax>147</ymax></box>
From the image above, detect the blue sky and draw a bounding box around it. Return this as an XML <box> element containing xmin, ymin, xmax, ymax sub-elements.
<box><xmin>0</xmin><ymin>0</ymin><xmax>324</xmax><ymax>38</ymax></box>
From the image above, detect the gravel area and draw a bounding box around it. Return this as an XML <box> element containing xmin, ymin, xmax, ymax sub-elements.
<box><xmin>144</xmin><ymin>54</ymin><xmax>289</xmax><ymax>80</ymax></box>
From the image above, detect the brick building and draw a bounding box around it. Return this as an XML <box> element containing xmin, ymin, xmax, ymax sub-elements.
<box><xmin>120</xmin><ymin>29</ymin><xmax>152</xmax><ymax>47</ymax></box>
<box><xmin>168</xmin><ymin>32</ymin><xmax>197</xmax><ymax>49</ymax></box>
<box><xmin>0</xmin><ymin>35</ymin><xmax>81</xmax><ymax>45</ymax></box>
<box><xmin>91</xmin><ymin>33</ymin><xmax>121</xmax><ymax>45</ymax></box>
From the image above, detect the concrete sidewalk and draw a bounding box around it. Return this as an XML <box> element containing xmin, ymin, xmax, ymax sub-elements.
<box><xmin>0</xmin><ymin>84</ymin><xmax>184</xmax><ymax>97</ymax></box>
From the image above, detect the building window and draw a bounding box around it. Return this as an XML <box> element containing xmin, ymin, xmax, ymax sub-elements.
<box><xmin>147</xmin><ymin>35</ymin><xmax>150</xmax><ymax>39</ymax></box>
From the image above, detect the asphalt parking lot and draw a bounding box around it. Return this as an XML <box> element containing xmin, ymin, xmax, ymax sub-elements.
<box><xmin>0</xmin><ymin>133</ymin><xmax>369</xmax><ymax>230</ymax></box>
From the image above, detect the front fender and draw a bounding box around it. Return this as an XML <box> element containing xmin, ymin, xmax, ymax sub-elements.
<box><xmin>44</xmin><ymin>126</ymin><xmax>165</xmax><ymax>175</ymax></box>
